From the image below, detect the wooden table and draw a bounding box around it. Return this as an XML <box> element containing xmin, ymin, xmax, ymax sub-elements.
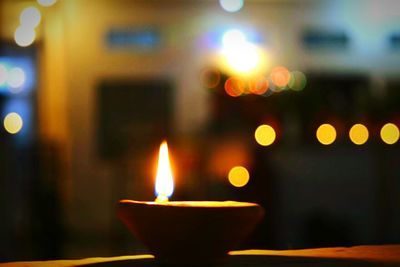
<box><xmin>1</xmin><ymin>245</ymin><xmax>400</xmax><ymax>267</ymax></box>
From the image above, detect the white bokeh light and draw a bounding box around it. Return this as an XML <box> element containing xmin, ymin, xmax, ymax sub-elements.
<box><xmin>20</xmin><ymin>7</ymin><xmax>41</xmax><ymax>28</ymax></box>
<box><xmin>222</xmin><ymin>29</ymin><xmax>260</xmax><ymax>74</ymax></box>
<box><xmin>14</xmin><ymin>26</ymin><xmax>36</xmax><ymax>47</ymax></box>
<box><xmin>7</xmin><ymin>67</ymin><xmax>26</xmax><ymax>89</ymax></box>
<box><xmin>219</xmin><ymin>0</ymin><xmax>244</xmax><ymax>13</ymax></box>
<box><xmin>37</xmin><ymin>0</ymin><xmax>57</xmax><ymax>7</ymax></box>
<box><xmin>222</xmin><ymin>29</ymin><xmax>247</xmax><ymax>48</ymax></box>
<box><xmin>224</xmin><ymin>42</ymin><xmax>259</xmax><ymax>73</ymax></box>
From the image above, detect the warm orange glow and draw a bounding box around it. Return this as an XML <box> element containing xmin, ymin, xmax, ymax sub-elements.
<box><xmin>249</xmin><ymin>76</ymin><xmax>269</xmax><ymax>95</ymax></box>
<box><xmin>271</xmin><ymin>66</ymin><xmax>290</xmax><ymax>88</ymax></box>
<box><xmin>225</xmin><ymin>77</ymin><xmax>245</xmax><ymax>97</ymax></box>
<box><xmin>349</xmin><ymin>124</ymin><xmax>369</xmax><ymax>145</ymax></box>
<box><xmin>316</xmin><ymin>124</ymin><xmax>337</xmax><ymax>145</ymax></box>
<box><xmin>228</xmin><ymin>166</ymin><xmax>250</xmax><ymax>187</ymax></box>
<box><xmin>207</xmin><ymin>140</ymin><xmax>251</xmax><ymax>179</ymax></box>
<box><xmin>155</xmin><ymin>141</ymin><xmax>174</xmax><ymax>202</ymax></box>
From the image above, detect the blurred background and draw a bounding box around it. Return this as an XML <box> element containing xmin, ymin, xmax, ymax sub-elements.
<box><xmin>1</xmin><ymin>0</ymin><xmax>400</xmax><ymax>262</ymax></box>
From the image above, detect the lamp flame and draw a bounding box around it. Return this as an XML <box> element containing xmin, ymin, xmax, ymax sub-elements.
<box><xmin>155</xmin><ymin>141</ymin><xmax>174</xmax><ymax>202</ymax></box>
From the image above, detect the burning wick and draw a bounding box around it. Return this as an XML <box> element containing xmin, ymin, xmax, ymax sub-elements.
<box><xmin>155</xmin><ymin>141</ymin><xmax>174</xmax><ymax>203</ymax></box>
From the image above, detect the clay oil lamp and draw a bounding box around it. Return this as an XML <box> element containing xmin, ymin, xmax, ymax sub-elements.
<box><xmin>117</xmin><ymin>141</ymin><xmax>264</xmax><ymax>265</ymax></box>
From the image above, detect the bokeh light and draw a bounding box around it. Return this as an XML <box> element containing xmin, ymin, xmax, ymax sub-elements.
<box><xmin>14</xmin><ymin>26</ymin><xmax>36</xmax><ymax>47</ymax></box>
<box><xmin>380</xmin><ymin>123</ymin><xmax>399</xmax><ymax>145</ymax></box>
<box><xmin>219</xmin><ymin>0</ymin><xmax>244</xmax><ymax>13</ymax></box>
<box><xmin>200</xmin><ymin>68</ymin><xmax>221</xmax><ymax>89</ymax></box>
<box><xmin>222</xmin><ymin>29</ymin><xmax>260</xmax><ymax>74</ymax></box>
<box><xmin>0</xmin><ymin>64</ymin><xmax>8</xmax><ymax>86</ymax></box>
<box><xmin>288</xmin><ymin>71</ymin><xmax>307</xmax><ymax>91</ymax></box>
<box><xmin>349</xmin><ymin>124</ymin><xmax>369</xmax><ymax>145</ymax></box>
<box><xmin>224</xmin><ymin>77</ymin><xmax>245</xmax><ymax>97</ymax></box>
<box><xmin>7</xmin><ymin>67</ymin><xmax>26</xmax><ymax>89</ymax></box>
<box><xmin>270</xmin><ymin>66</ymin><xmax>291</xmax><ymax>87</ymax></box>
<box><xmin>255</xmin><ymin>124</ymin><xmax>276</xmax><ymax>146</ymax></box>
<box><xmin>249</xmin><ymin>76</ymin><xmax>269</xmax><ymax>95</ymax></box>
<box><xmin>37</xmin><ymin>0</ymin><xmax>57</xmax><ymax>7</ymax></box>
<box><xmin>316</xmin><ymin>124</ymin><xmax>337</xmax><ymax>145</ymax></box>
<box><xmin>228</xmin><ymin>166</ymin><xmax>250</xmax><ymax>187</ymax></box>
<box><xmin>20</xmin><ymin>7</ymin><xmax>41</xmax><ymax>28</ymax></box>
<box><xmin>3</xmin><ymin>112</ymin><xmax>23</xmax><ymax>134</ymax></box>
<box><xmin>269</xmin><ymin>79</ymin><xmax>284</xmax><ymax>93</ymax></box>
<box><xmin>222</xmin><ymin>29</ymin><xmax>246</xmax><ymax>47</ymax></box>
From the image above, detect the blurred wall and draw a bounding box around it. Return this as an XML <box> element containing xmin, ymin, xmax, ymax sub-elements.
<box><xmin>1</xmin><ymin>0</ymin><xmax>400</xmax><ymax>257</ymax></box>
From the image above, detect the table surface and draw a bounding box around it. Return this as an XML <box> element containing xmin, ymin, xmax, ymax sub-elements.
<box><xmin>1</xmin><ymin>245</ymin><xmax>400</xmax><ymax>267</ymax></box>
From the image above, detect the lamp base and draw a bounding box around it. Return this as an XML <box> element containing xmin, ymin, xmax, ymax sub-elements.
<box><xmin>117</xmin><ymin>200</ymin><xmax>265</xmax><ymax>265</ymax></box>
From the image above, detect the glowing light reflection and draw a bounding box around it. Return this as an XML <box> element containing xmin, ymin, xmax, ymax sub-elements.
<box><xmin>37</xmin><ymin>0</ymin><xmax>57</xmax><ymax>7</ymax></box>
<box><xmin>222</xmin><ymin>29</ymin><xmax>260</xmax><ymax>74</ymax></box>
<box><xmin>3</xmin><ymin>112</ymin><xmax>23</xmax><ymax>134</ymax></box>
<box><xmin>7</xmin><ymin>68</ymin><xmax>26</xmax><ymax>89</ymax></box>
<box><xmin>224</xmin><ymin>44</ymin><xmax>259</xmax><ymax>74</ymax></box>
<box><xmin>288</xmin><ymin>71</ymin><xmax>307</xmax><ymax>91</ymax></box>
<box><xmin>271</xmin><ymin>66</ymin><xmax>291</xmax><ymax>87</ymax></box>
<box><xmin>255</xmin><ymin>124</ymin><xmax>276</xmax><ymax>146</ymax></box>
<box><xmin>219</xmin><ymin>0</ymin><xmax>244</xmax><ymax>13</ymax></box>
<box><xmin>249</xmin><ymin>76</ymin><xmax>269</xmax><ymax>95</ymax></box>
<box><xmin>349</xmin><ymin>124</ymin><xmax>369</xmax><ymax>145</ymax></box>
<box><xmin>225</xmin><ymin>77</ymin><xmax>245</xmax><ymax>97</ymax></box>
<box><xmin>14</xmin><ymin>26</ymin><xmax>36</xmax><ymax>47</ymax></box>
<box><xmin>316</xmin><ymin>124</ymin><xmax>337</xmax><ymax>145</ymax></box>
<box><xmin>228</xmin><ymin>166</ymin><xmax>249</xmax><ymax>187</ymax></box>
<box><xmin>380</xmin><ymin>123</ymin><xmax>399</xmax><ymax>145</ymax></box>
<box><xmin>20</xmin><ymin>7</ymin><xmax>41</xmax><ymax>28</ymax></box>
<box><xmin>222</xmin><ymin>29</ymin><xmax>246</xmax><ymax>48</ymax></box>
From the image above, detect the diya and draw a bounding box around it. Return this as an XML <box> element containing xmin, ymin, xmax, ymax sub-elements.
<box><xmin>117</xmin><ymin>141</ymin><xmax>264</xmax><ymax>265</ymax></box>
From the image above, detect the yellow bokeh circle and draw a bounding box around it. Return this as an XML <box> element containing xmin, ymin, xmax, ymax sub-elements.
<box><xmin>228</xmin><ymin>166</ymin><xmax>250</xmax><ymax>187</ymax></box>
<box><xmin>349</xmin><ymin>124</ymin><xmax>369</xmax><ymax>145</ymax></box>
<box><xmin>3</xmin><ymin>112</ymin><xmax>23</xmax><ymax>134</ymax></box>
<box><xmin>380</xmin><ymin>123</ymin><xmax>399</xmax><ymax>145</ymax></box>
<box><xmin>316</xmin><ymin>124</ymin><xmax>337</xmax><ymax>145</ymax></box>
<box><xmin>254</xmin><ymin>124</ymin><xmax>276</xmax><ymax>146</ymax></box>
